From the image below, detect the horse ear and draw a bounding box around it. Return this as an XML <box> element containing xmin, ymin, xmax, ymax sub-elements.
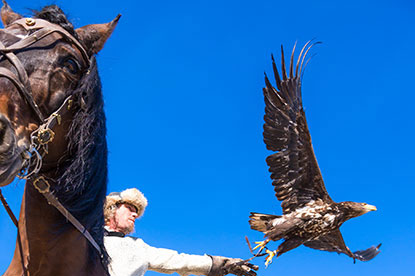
<box><xmin>75</xmin><ymin>14</ymin><xmax>121</xmax><ymax>55</ymax></box>
<box><xmin>1</xmin><ymin>0</ymin><xmax>22</xmax><ymax>27</ymax></box>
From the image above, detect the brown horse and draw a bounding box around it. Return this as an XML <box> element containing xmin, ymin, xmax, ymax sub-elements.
<box><xmin>0</xmin><ymin>1</ymin><xmax>118</xmax><ymax>275</ymax></box>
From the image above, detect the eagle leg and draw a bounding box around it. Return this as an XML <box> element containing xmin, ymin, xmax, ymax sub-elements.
<box><xmin>253</xmin><ymin>238</ymin><xmax>271</xmax><ymax>254</ymax></box>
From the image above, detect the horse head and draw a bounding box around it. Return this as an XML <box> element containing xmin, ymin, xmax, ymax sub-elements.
<box><xmin>0</xmin><ymin>0</ymin><xmax>119</xmax><ymax>187</ymax></box>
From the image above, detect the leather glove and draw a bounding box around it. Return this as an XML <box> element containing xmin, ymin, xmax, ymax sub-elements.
<box><xmin>208</xmin><ymin>255</ymin><xmax>258</xmax><ymax>276</ymax></box>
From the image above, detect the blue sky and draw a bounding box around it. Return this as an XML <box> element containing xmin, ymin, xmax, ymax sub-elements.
<box><xmin>1</xmin><ymin>0</ymin><xmax>414</xmax><ymax>275</ymax></box>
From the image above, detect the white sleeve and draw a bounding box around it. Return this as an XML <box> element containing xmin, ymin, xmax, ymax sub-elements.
<box><xmin>141</xmin><ymin>240</ymin><xmax>213</xmax><ymax>276</ymax></box>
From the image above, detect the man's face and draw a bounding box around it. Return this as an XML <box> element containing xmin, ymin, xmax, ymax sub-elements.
<box><xmin>113</xmin><ymin>203</ymin><xmax>139</xmax><ymax>234</ymax></box>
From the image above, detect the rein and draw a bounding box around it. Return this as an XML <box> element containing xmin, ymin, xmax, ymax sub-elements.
<box><xmin>0</xmin><ymin>17</ymin><xmax>104</xmax><ymax>267</ymax></box>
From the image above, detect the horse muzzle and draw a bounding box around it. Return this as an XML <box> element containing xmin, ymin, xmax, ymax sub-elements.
<box><xmin>0</xmin><ymin>113</ymin><xmax>24</xmax><ymax>187</ymax></box>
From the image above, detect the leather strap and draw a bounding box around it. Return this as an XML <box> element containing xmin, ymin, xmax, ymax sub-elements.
<box><xmin>0</xmin><ymin>189</ymin><xmax>18</xmax><ymax>227</ymax></box>
<box><xmin>104</xmin><ymin>230</ymin><xmax>125</xmax><ymax>238</ymax></box>
<box><xmin>0</xmin><ymin>66</ymin><xmax>44</xmax><ymax>122</ymax></box>
<box><xmin>11</xmin><ymin>18</ymin><xmax>90</xmax><ymax>65</ymax></box>
<box><xmin>0</xmin><ymin>40</ymin><xmax>32</xmax><ymax>90</ymax></box>
<box><xmin>33</xmin><ymin>176</ymin><xmax>103</xmax><ymax>256</ymax></box>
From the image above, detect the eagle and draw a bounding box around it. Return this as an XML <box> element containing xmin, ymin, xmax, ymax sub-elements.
<box><xmin>249</xmin><ymin>42</ymin><xmax>381</xmax><ymax>265</ymax></box>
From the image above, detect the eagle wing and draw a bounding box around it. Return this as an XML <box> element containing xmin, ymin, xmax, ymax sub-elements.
<box><xmin>263</xmin><ymin>42</ymin><xmax>333</xmax><ymax>214</ymax></box>
<box><xmin>304</xmin><ymin>229</ymin><xmax>382</xmax><ymax>262</ymax></box>
<box><xmin>303</xmin><ymin>230</ymin><xmax>353</xmax><ymax>256</ymax></box>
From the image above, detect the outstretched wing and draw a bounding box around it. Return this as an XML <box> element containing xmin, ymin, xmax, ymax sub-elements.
<box><xmin>263</xmin><ymin>42</ymin><xmax>333</xmax><ymax>214</ymax></box>
<box><xmin>304</xmin><ymin>230</ymin><xmax>382</xmax><ymax>262</ymax></box>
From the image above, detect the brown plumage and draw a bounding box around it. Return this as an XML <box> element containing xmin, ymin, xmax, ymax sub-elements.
<box><xmin>249</xmin><ymin>42</ymin><xmax>381</xmax><ymax>263</ymax></box>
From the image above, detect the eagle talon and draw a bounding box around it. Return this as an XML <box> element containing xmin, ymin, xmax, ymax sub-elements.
<box><xmin>253</xmin><ymin>239</ymin><xmax>270</xmax><ymax>253</ymax></box>
<box><xmin>264</xmin><ymin>249</ymin><xmax>278</xmax><ymax>267</ymax></box>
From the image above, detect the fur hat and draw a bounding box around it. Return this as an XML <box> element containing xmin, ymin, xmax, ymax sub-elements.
<box><xmin>104</xmin><ymin>188</ymin><xmax>148</xmax><ymax>219</ymax></box>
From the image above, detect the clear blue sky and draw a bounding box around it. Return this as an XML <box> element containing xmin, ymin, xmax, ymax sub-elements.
<box><xmin>0</xmin><ymin>0</ymin><xmax>414</xmax><ymax>275</ymax></box>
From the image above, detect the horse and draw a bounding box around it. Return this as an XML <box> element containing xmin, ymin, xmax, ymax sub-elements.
<box><xmin>0</xmin><ymin>1</ymin><xmax>119</xmax><ymax>275</ymax></box>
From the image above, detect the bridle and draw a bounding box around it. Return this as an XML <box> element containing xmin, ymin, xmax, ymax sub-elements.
<box><xmin>0</xmin><ymin>17</ymin><xmax>106</xmax><ymax>273</ymax></box>
<box><xmin>0</xmin><ymin>17</ymin><xmax>90</xmax><ymax>176</ymax></box>
<box><xmin>0</xmin><ymin>18</ymin><xmax>89</xmax><ymax>121</ymax></box>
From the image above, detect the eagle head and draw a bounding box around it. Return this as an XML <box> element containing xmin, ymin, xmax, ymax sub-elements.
<box><xmin>340</xmin><ymin>201</ymin><xmax>377</xmax><ymax>219</ymax></box>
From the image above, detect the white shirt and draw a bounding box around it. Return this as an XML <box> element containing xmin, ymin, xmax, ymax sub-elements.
<box><xmin>104</xmin><ymin>234</ymin><xmax>212</xmax><ymax>276</ymax></box>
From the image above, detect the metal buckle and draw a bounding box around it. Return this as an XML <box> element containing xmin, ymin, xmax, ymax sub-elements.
<box><xmin>37</xmin><ymin>128</ymin><xmax>55</xmax><ymax>145</ymax></box>
<box><xmin>67</xmin><ymin>99</ymin><xmax>73</xmax><ymax>110</ymax></box>
<box><xmin>51</xmin><ymin>113</ymin><xmax>62</xmax><ymax>125</ymax></box>
<box><xmin>33</xmin><ymin>176</ymin><xmax>50</xmax><ymax>194</ymax></box>
<box><xmin>25</xmin><ymin>18</ymin><xmax>36</xmax><ymax>26</ymax></box>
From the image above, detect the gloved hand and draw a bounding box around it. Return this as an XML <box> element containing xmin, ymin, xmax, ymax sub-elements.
<box><xmin>208</xmin><ymin>255</ymin><xmax>258</xmax><ymax>276</ymax></box>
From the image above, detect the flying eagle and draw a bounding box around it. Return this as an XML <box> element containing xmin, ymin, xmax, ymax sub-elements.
<box><xmin>249</xmin><ymin>42</ymin><xmax>381</xmax><ymax>265</ymax></box>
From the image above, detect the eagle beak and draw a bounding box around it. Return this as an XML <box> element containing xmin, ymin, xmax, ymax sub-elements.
<box><xmin>364</xmin><ymin>204</ymin><xmax>377</xmax><ymax>211</ymax></box>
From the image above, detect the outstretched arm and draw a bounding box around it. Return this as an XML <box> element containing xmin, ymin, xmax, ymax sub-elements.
<box><xmin>145</xmin><ymin>242</ymin><xmax>257</xmax><ymax>276</ymax></box>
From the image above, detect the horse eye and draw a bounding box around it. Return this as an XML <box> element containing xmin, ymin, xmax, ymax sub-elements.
<box><xmin>63</xmin><ymin>58</ymin><xmax>80</xmax><ymax>74</ymax></box>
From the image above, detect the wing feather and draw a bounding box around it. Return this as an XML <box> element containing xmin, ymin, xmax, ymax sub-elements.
<box><xmin>263</xmin><ymin>42</ymin><xmax>332</xmax><ymax>214</ymax></box>
<box><xmin>304</xmin><ymin>230</ymin><xmax>382</xmax><ymax>262</ymax></box>
<box><xmin>304</xmin><ymin>230</ymin><xmax>354</xmax><ymax>257</ymax></box>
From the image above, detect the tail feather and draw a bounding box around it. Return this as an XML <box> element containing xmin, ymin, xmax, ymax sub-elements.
<box><xmin>250</xmin><ymin>212</ymin><xmax>301</xmax><ymax>241</ymax></box>
<box><xmin>249</xmin><ymin>212</ymin><xmax>281</xmax><ymax>232</ymax></box>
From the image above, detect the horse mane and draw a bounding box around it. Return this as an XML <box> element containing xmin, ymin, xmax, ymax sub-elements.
<box><xmin>33</xmin><ymin>5</ymin><xmax>78</xmax><ymax>38</ymax></box>
<box><xmin>32</xmin><ymin>6</ymin><xmax>109</xmax><ymax>266</ymax></box>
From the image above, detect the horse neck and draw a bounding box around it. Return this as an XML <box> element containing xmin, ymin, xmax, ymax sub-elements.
<box><xmin>3</xmin><ymin>180</ymin><xmax>106</xmax><ymax>276</ymax></box>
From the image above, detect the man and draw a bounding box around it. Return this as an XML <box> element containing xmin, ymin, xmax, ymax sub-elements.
<box><xmin>104</xmin><ymin>188</ymin><xmax>258</xmax><ymax>276</ymax></box>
